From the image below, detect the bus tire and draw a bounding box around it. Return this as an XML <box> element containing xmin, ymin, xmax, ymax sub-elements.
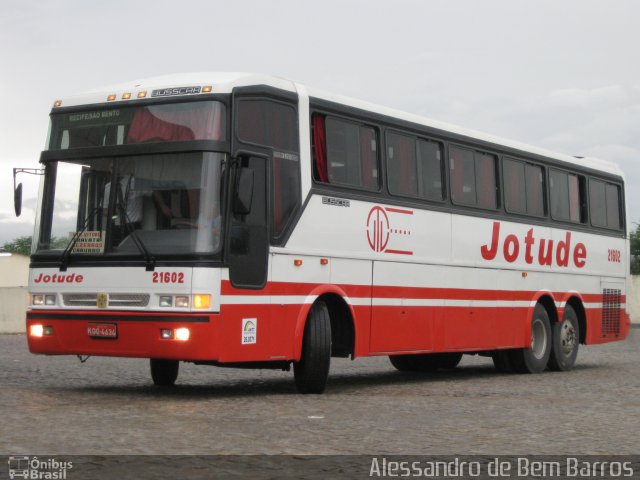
<box><xmin>510</xmin><ymin>304</ymin><xmax>552</xmax><ymax>374</ymax></box>
<box><xmin>150</xmin><ymin>359</ymin><xmax>179</xmax><ymax>386</ymax></box>
<box><xmin>492</xmin><ymin>350</ymin><xmax>514</xmax><ymax>373</ymax></box>
<box><xmin>389</xmin><ymin>355</ymin><xmax>419</xmax><ymax>371</ymax></box>
<box><xmin>548</xmin><ymin>305</ymin><xmax>580</xmax><ymax>371</ymax></box>
<box><xmin>294</xmin><ymin>301</ymin><xmax>331</xmax><ymax>394</ymax></box>
<box><xmin>437</xmin><ymin>352</ymin><xmax>463</xmax><ymax>369</ymax></box>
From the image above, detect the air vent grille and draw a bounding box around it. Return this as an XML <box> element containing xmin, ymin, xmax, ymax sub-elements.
<box><xmin>602</xmin><ymin>288</ymin><xmax>621</xmax><ymax>337</ymax></box>
<box><xmin>63</xmin><ymin>293</ymin><xmax>150</xmax><ymax>307</ymax></box>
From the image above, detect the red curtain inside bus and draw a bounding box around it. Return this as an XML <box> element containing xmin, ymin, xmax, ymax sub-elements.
<box><xmin>312</xmin><ymin>114</ymin><xmax>328</xmax><ymax>182</ymax></box>
<box><xmin>126</xmin><ymin>104</ymin><xmax>223</xmax><ymax>143</ymax></box>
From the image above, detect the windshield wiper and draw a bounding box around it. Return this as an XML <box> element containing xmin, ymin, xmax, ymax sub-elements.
<box><xmin>113</xmin><ymin>201</ymin><xmax>156</xmax><ymax>271</ymax></box>
<box><xmin>58</xmin><ymin>206</ymin><xmax>102</xmax><ymax>272</ymax></box>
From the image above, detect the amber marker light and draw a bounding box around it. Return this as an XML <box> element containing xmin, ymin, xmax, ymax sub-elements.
<box><xmin>137</xmin><ymin>91</ymin><xmax>147</xmax><ymax>98</ymax></box>
<box><xmin>202</xmin><ymin>85</ymin><xmax>213</xmax><ymax>93</ymax></box>
<box><xmin>122</xmin><ymin>92</ymin><xmax>132</xmax><ymax>100</ymax></box>
<box><xmin>107</xmin><ymin>94</ymin><xmax>116</xmax><ymax>101</ymax></box>
<box><xmin>522</xmin><ymin>272</ymin><xmax>528</xmax><ymax>278</ymax></box>
<box><xmin>193</xmin><ymin>294</ymin><xmax>211</xmax><ymax>310</ymax></box>
<box><xmin>294</xmin><ymin>259</ymin><xmax>303</xmax><ymax>266</ymax></box>
<box><xmin>53</xmin><ymin>100</ymin><xmax>62</xmax><ymax>107</ymax></box>
<box><xmin>320</xmin><ymin>258</ymin><xmax>329</xmax><ymax>265</ymax></box>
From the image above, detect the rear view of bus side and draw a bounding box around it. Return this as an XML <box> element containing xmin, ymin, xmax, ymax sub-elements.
<box><xmin>24</xmin><ymin>74</ymin><xmax>630</xmax><ymax>393</ymax></box>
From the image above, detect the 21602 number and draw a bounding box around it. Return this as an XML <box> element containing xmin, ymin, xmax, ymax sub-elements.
<box><xmin>152</xmin><ymin>272</ymin><xmax>185</xmax><ymax>283</ymax></box>
<box><xmin>608</xmin><ymin>249</ymin><xmax>621</xmax><ymax>263</ymax></box>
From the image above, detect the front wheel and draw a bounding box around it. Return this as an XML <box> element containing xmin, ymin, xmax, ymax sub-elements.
<box><xmin>547</xmin><ymin>305</ymin><xmax>580</xmax><ymax>371</ymax></box>
<box><xmin>510</xmin><ymin>304</ymin><xmax>552</xmax><ymax>374</ymax></box>
<box><xmin>150</xmin><ymin>359</ymin><xmax>179</xmax><ymax>386</ymax></box>
<box><xmin>294</xmin><ymin>301</ymin><xmax>331</xmax><ymax>394</ymax></box>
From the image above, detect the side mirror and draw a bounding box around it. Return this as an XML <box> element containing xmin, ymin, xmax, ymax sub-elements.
<box><xmin>14</xmin><ymin>183</ymin><xmax>23</xmax><ymax>217</ymax></box>
<box><xmin>233</xmin><ymin>167</ymin><xmax>254</xmax><ymax>215</ymax></box>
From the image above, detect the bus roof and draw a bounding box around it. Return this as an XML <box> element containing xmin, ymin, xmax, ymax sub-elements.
<box><xmin>55</xmin><ymin>72</ymin><xmax>623</xmax><ymax>178</ymax></box>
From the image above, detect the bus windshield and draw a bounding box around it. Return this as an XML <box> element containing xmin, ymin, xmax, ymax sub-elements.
<box><xmin>47</xmin><ymin>100</ymin><xmax>226</xmax><ymax>149</ymax></box>
<box><xmin>35</xmin><ymin>152</ymin><xmax>225</xmax><ymax>257</ymax></box>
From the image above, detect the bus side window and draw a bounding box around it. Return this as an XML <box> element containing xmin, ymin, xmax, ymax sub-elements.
<box><xmin>589</xmin><ymin>178</ymin><xmax>622</xmax><ymax>230</ymax></box>
<box><xmin>550</xmin><ymin>169</ymin><xmax>586</xmax><ymax>223</ymax></box>
<box><xmin>450</xmin><ymin>146</ymin><xmax>497</xmax><ymax>209</ymax></box>
<box><xmin>236</xmin><ymin>99</ymin><xmax>300</xmax><ymax>240</ymax></box>
<box><xmin>312</xmin><ymin>114</ymin><xmax>378</xmax><ymax>191</ymax></box>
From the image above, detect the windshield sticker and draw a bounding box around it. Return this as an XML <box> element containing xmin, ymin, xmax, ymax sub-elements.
<box><xmin>70</xmin><ymin>231</ymin><xmax>105</xmax><ymax>254</ymax></box>
<box><xmin>68</xmin><ymin>110</ymin><xmax>121</xmax><ymax>125</ymax></box>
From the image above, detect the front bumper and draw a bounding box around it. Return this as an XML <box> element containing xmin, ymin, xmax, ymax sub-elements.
<box><xmin>26</xmin><ymin>310</ymin><xmax>218</xmax><ymax>361</ymax></box>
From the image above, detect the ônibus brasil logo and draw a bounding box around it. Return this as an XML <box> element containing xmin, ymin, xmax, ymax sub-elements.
<box><xmin>8</xmin><ymin>456</ymin><xmax>73</xmax><ymax>479</ymax></box>
<box><xmin>366</xmin><ymin>206</ymin><xmax>413</xmax><ymax>255</ymax></box>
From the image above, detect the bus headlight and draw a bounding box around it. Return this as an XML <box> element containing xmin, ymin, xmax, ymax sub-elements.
<box><xmin>175</xmin><ymin>296</ymin><xmax>189</xmax><ymax>308</ymax></box>
<box><xmin>31</xmin><ymin>294</ymin><xmax>56</xmax><ymax>306</ymax></box>
<box><xmin>175</xmin><ymin>327</ymin><xmax>190</xmax><ymax>341</ymax></box>
<box><xmin>30</xmin><ymin>324</ymin><xmax>44</xmax><ymax>337</ymax></box>
<box><xmin>159</xmin><ymin>296</ymin><xmax>173</xmax><ymax>307</ymax></box>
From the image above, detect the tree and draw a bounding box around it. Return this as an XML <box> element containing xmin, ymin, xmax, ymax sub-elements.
<box><xmin>2</xmin><ymin>235</ymin><xmax>69</xmax><ymax>256</ymax></box>
<box><xmin>2</xmin><ymin>235</ymin><xmax>32</xmax><ymax>256</ymax></box>
<box><xmin>631</xmin><ymin>223</ymin><xmax>640</xmax><ymax>275</ymax></box>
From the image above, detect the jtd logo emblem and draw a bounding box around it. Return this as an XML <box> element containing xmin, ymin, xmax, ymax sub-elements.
<box><xmin>366</xmin><ymin>206</ymin><xmax>414</xmax><ymax>255</ymax></box>
<box><xmin>366</xmin><ymin>206</ymin><xmax>390</xmax><ymax>252</ymax></box>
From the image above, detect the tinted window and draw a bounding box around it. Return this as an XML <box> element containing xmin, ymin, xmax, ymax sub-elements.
<box><xmin>236</xmin><ymin>99</ymin><xmax>300</xmax><ymax>239</ymax></box>
<box><xmin>314</xmin><ymin>116</ymin><xmax>378</xmax><ymax>190</ymax></box>
<box><xmin>450</xmin><ymin>146</ymin><xmax>497</xmax><ymax>209</ymax></box>
<box><xmin>504</xmin><ymin>157</ymin><xmax>545</xmax><ymax>217</ymax></box>
<box><xmin>387</xmin><ymin>133</ymin><xmax>444</xmax><ymax>201</ymax></box>
<box><xmin>550</xmin><ymin>169</ymin><xmax>585</xmax><ymax>223</ymax></box>
<box><xmin>605</xmin><ymin>184</ymin><xmax>621</xmax><ymax>230</ymax></box>
<box><xmin>590</xmin><ymin>179</ymin><xmax>622</xmax><ymax>230</ymax></box>
<box><xmin>237</xmin><ymin>100</ymin><xmax>298</xmax><ymax>151</ymax></box>
<box><xmin>387</xmin><ymin>132</ymin><xmax>418</xmax><ymax>196</ymax></box>
<box><xmin>49</xmin><ymin>101</ymin><xmax>227</xmax><ymax>149</ymax></box>
<box><xmin>417</xmin><ymin>139</ymin><xmax>444</xmax><ymax>201</ymax></box>
<box><xmin>525</xmin><ymin>164</ymin><xmax>545</xmax><ymax>216</ymax></box>
<box><xmin>504</xmin><ymin>158</ymin><xmax>526</xmax><ymax>213</ymax></box>
<box><xmin>589</xmin><ymin>179</ymin><xmax>607</xmax><ymax>227</ymax></box>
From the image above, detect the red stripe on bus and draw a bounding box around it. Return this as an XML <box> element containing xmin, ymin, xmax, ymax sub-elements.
<box><xmin>384</xmin><ymin>207</ymin><xmax>413</xmax><ymax>215</ymax></box>
<box><xmin>222</xmin><ymin>280</ymin><xmax>624</xmax><ymax>303</ymax></box>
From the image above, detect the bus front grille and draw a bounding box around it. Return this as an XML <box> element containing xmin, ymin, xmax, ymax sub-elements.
<box><xmin>63</xmin><ymin>293</ymin><xmax>150</xmax><ymax>308</ymax></box>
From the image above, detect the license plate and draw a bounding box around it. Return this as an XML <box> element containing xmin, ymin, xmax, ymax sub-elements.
<box><xmin>87</xmin><ymin>323</ymin><xmax>117</xmax><ymax>339</ymax></box>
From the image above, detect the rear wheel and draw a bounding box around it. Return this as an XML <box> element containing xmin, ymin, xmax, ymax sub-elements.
<box><xmin>510</xmin><ymin>303</ymin><xmax>552</xmax><ymax>374</ymax></box>
<box><xmin>548</xmin><ymin>305</ymin><xmax>580</xmax><ymax>371</ymax></box>
<box><xmin>150</xmin><ymin>359</ymin><xmax>179</xmax><ymax>386</ymax></box>
<box><xmin>294</xmin><ymin>301</ymin><xmax>331</xmax><ymax>394</ymax></box>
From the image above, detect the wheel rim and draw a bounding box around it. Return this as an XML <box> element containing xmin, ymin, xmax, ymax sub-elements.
<box><xmin>530</xmin><ymin>318</ymin><xmax>547</xmax><ymax>359</ymax></box>
<box><xmin>560</xmin><ymin>320</ymin><xmax>577</xmax><ymax>357</ymax></box>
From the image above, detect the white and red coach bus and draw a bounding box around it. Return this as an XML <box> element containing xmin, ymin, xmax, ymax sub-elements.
<box><xmin>20</xmin><ymin>73</ymin><xmax>630</xmax><ymax>393</ymax></box>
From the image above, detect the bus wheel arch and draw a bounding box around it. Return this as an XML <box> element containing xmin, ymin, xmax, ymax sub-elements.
<box><xmin>565</xmin><ymin>296</ymin><xmax>587</xmax><ymax>344</ymax></box>
<box><xmin>294</xmin><ymin>288</ymin><xmax>356</xmax><ymax>360</ymax></box>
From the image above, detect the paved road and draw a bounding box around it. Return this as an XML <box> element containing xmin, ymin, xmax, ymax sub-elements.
<box><xmin>1</xmin><ymin>330</ymin><xmax>638</xmax><ymax>455</ymax></box>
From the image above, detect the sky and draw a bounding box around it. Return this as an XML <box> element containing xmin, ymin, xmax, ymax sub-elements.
<box><xmin>0</xmin><ymin>0</ymin><xmax>638</xmax><ymax>244</ymax></box>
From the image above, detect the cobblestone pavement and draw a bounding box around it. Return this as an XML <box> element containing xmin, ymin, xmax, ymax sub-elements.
<box><xmin>1</xmin><ymin>329</ymin><xmax>638</xmax><ymax>455</ymax></box>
